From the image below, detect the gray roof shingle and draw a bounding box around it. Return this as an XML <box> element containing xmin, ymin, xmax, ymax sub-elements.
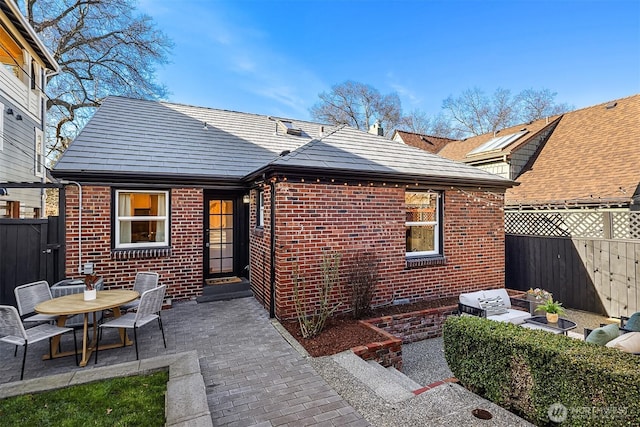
<box><xmin>53</xmin><ymin>96</ymin><xmax>512</xmax><ymax>187</ymax></box>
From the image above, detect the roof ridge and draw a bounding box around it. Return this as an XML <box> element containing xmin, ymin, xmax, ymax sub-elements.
<box><xmin>104</xmin><ymin>95</ymin><xmax>327</xmax><ymax>127</ymax></box>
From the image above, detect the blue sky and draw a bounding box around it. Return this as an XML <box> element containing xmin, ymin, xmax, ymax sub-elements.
<box><xmin>138</xmin><ymin>0</ymin><xmax>640</xmax><ymax>121</ymax></box>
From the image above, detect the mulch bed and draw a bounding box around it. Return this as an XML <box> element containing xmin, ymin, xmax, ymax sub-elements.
<box><xmin>281</xmin><ymin>297</ymin><xmax>459</xmax><ymax>357</ymax></box>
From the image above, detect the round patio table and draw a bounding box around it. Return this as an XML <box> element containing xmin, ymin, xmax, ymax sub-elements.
<box><xmin>35</xmin><ymin>290</ymin><xmax>139</xmax><ymax>366</ymax></box>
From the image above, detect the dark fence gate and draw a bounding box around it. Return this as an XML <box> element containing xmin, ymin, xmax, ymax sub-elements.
<box><xmin>0</xmin><ymin>216</ymin><xmax>65</xmax><ymax>306</ymax></box>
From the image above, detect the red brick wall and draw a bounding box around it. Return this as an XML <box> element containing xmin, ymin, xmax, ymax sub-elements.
<box><xmin>250</xmin><ymin>181</ymin><xmax>506</xmax><ymax>319</ymax></box>
<box><xmin>64</xmin><ymin>185</ymin><xmax>203</xmax><ymax>300</ymax></box>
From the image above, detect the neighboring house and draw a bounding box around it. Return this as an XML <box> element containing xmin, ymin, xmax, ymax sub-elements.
<box><xmin>432</xmin><ymin>94</ymin><xmax>640</xmax><ymax>316</ymax></box>
<box><xmin>52</xmin><ymin>96</ymin><xmax>514</xmax><ymax>319</ymax></box>
<box><xmin>0</xmin><ymin>0</ymin><xmax>58</xmax><ymax>218</ymax></box>
<box><xmin>434</xmin><ymin>94</ymin><xmax>640</xmax><ymax>213</ymax></box>
<box><xmin>392</xmin><ymin>130</ymin><xmax>457</xmax><ymax>154</ymax></box>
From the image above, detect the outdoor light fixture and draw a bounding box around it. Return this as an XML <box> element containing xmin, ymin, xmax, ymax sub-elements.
<box><xmin>243</xmin><ymin>194</ymin><xmax>250</xmax><ymax>204</ymax></box>
<box><xmin>6</xmin><ymin>108</ymin><xmax>13</xmax><ymax>115</ymax></box>
<box><xmin>0</xmin><ymin>188</ymin><xmax>8</xmax><ymax>196</ymax></box>
<box><xmin>15</xmin><ymin>114</ymin><xmax>22</xmax><ymax>120</ymax></box>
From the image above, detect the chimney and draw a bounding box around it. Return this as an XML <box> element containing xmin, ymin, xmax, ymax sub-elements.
<box><xmin>368</xmin><ymin>120</ymin><xmax>383</xmax><ymax>136</ymax></box>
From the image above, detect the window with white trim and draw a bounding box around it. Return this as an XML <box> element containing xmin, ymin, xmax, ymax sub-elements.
<box><xmin>257</xmin><ymin>189</ymin><xmax>264</xmax><ymax>227</ymax></box>
<box><xmin>34</xmin><ymin>128</ymin><xmax>43</xmax><ymax>176</ymax></box>
<box><xmin>405</xmin><ymin>191</ymin><xmax>441</xmax><ymax>256</ymax></box>
<box><xmin>115</xmin><ymin>190</ymin><xmax>169</xmax><ymax>248</ymax></box>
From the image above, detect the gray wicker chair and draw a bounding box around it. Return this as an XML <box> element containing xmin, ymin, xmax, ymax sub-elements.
<box><xmin>14</xmin><ymin>280</ymin><xmax>58</xmax><ymax>324</ymax></box>
<box><xmin>0</xmin><ymin>305</ymin><xmax>77</xmax><ymax>380</ymax></box>
<box><xmin>120</xmin><ymin>272</ymin><xmax>160</xmax><ymax>312</ymax></box>
<box><xmin>95</xmin><ymin>284</ymin><xmax>166</xmax><ymax>363</ymax></box>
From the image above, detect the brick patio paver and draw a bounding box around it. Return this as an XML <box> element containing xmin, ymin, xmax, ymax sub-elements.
<box><xmin>0</xmin><ymin>297</ymin><xmax>368</xmax><ymax>426</ymax></box>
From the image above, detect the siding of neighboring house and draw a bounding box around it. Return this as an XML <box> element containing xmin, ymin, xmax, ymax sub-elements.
<box><xmin>0</xmin><ymin>91</ymin><xmax>43</xmax><ymax>217</ymax></box>
<box><xmin>63</xmin><ymin>185</ymin><xmax>204</xmax><ymax>300</ymax></box>
<box><xmin>250</xmin><ymin>182</ymin><xmax>506</xmax><ymax>319</ymax></box>
<box><xmin>508</xmin><ymin>120</ymin><xmax>560</xmax><ymax>180</ymax></box>
<box><xmin>475</xmin><ymin>161</ymin><xmax>510</xmax><ymax>179</ymax></box>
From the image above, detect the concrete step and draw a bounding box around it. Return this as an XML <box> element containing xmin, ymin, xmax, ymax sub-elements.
<box><xmin>330</xmin><ymin>351</ymin><xmax>415</xmax><ymax>404</ymax></box>
<box><xmin>197</xmin><ymin>279</ymin><xmax>252</xmax><ymax>302</ymax></box>
<box><xmin>384</xmin><ymin>365</ymin><xmax>423</xmax><ymax>392</ymax></box>
<box><xmin>196</xmin><ymin>290</ymin><xmax>253</xmax><ymax>303</ymax></box>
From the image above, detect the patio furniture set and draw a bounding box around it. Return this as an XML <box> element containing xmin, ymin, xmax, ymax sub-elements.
<box><xmin>0</xmin><ymin>272</ymin><xmax>166</xmax><ymax>380</ymax></box>
<box><xmin>458</xmin><ymin>288</ymin><xmax>640</xmax><ymax>353</ymax></box>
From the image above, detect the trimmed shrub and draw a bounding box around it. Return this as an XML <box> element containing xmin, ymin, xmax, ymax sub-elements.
<box><xmin>443</xmin><ymin>316</ymin><xmax>640</xmax><ymax>426</ymax></box>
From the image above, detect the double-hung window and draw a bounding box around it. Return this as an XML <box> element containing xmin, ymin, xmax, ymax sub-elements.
<box><xmin>405</xmin><ymin>191</ymin><xmax>441</xmax><ymax>257</ymax></box>
<box><xmin>115</xmin><ymin>190</ymin><xmax>169</xmax><ymax>248</ymax></box>
<box><xmin>257</xmin><ymin>189</ymin><xmax>264</xmax><ymax>227</ymax></box>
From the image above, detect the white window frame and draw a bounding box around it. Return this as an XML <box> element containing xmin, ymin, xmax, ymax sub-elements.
<box><xmin>257</xmin><ymin>189</ymin><xmax>264</xmax><ymax>227</ymax></box>
<box><xmin>114</xmin><ymin>189</ymin><xmax>170</xmax><ymax>249</ymax></box>
<box><xmin>405</xmin><ymin>191</ymin><xmax>441</xmax><ymax>257</ymax></box>
<box><xmin>34</xmin><ymin>128</ymin><xmax>44</xmax><ymax>177</ymax></box>
<box><xmin>0</xmin><ymin>103</ymin><xmax>4</xmax><ymax>151</ymax></box>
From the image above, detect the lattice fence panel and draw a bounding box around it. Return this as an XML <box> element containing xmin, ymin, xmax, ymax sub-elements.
<box><xmin>506</xmin><ymin>211</ymin><xmax>640</xmax><ymax>240</ymax></box>
<box><xmin>612</xmin><ymin>212</ymin><xmax>640</xmax><ymax>240</ymax></box>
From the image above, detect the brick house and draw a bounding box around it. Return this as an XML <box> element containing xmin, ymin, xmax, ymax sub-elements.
<box><xmin>52</xmin><ymin>96</ymin><xmax>513</xmax><ymax>319</ymax></box>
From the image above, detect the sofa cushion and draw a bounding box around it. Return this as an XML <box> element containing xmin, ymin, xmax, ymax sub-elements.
<box><xmin>606</xmin><ymin>332</ymin><xmax>640</xmax><ymax>353</ymax></box>
<box><xmin>487</xmin><ymin>309</ymin><xmax>531</xmax><ymax>325</ymax></box>
<box><xmin>478</xmin><ymin>296</ymin><xmax>508</xmax><ymax>316</ymax></box>
<box><xmin>585</xmin><ymin>323</ymin><xmax>620</xmax><ymax>346</ymax></box>
<box><xmin>624</xmin><ymin>312</ymin><xmax>640</xmax><ymax>332</ymax></box>
<box><xmin>482</xmin><ymin>288</ymin><xmax>512</xmax><ymax>309</ymax></box>
<box><xmin>459</xmin><ymin>290</ymin><xmax>486</xmax><ymax>309</ymax></box>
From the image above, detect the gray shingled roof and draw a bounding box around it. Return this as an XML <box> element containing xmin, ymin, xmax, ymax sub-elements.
<box><xmin>53</xmin><ymin>96</ymin><xmax>512</xmax><ymax>187</ymax></box>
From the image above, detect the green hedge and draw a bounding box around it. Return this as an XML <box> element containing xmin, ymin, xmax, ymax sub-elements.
<box><xmin>443</xmin><ymin>316</ymin><xmax>640</xmax><ymax>426</ymax></box>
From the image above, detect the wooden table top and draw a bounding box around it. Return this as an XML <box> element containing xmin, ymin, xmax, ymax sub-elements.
<box><xmin>35</xmin><ymin>290</ymin><xmax>139</xmax><ymax>316</ymax></box>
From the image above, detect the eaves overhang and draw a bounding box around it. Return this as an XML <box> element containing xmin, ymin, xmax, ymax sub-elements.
<box><xmin>243</xmin><ymin>164</ymin><xmax>517</xmax><ymax>190</ymax></box>
<box><xmin>0</xmin><ymin>0</ymin><xmax>59</xmax><ymax>72</ymax></box>
<box><xmin>49</xmin><ymin>170</ymin><xmax>249</xmax><ymax>190</ymax></box>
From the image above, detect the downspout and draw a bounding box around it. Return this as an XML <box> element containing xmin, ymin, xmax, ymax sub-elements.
<box><xmin>59</xmin><ymin>180</ymin><xmax>82</xmax><ymax>274</ymax></box>
<box><xmin>269</xmin><ymin>180</ymin><xmax>276</xmax><ymax>318</ymax></box>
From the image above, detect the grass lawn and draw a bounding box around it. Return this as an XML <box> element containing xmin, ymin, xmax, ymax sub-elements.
<box><xmin>0</xmin><ymin>370</ymin><xmax>167</xmax><ymax>426</ymax></box>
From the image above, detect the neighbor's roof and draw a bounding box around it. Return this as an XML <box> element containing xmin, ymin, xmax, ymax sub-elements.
<box><xmin>507</xmin><ymin>94</ymin><xmax>640</xmax><ymax>207</ymax></box>
<box><xmin>437</xmin><ymin>116</ymin><xmax>561</xmax><ymax>162</ymax></box>
<box><xmin>53</xmin><ymin>96</ymin><xmax>513</xmax><ymax>188</ymax></box>
<box><xmin>0</xmin><ymin>0</ymin><xmax>58</xmax><ymax>71</ymax></box>
<box><xmin>392</xmin><ymin>130</ymin><xmax>457</xmax><ymax>154</ymax></box>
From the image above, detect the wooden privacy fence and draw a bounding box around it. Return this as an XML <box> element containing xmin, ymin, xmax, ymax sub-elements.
<box><xmin>505</xmin><ymin>210</ymin><xmax>640</xmax><ymax>317</ymax></box>
<box><xmin>0</xmin><ymin>217</ymin><xmax>65</xmax><ymax>306</ymax></box>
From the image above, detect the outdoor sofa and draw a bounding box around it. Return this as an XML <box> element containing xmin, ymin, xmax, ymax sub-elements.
<box><xmin>458</xmin><ymin>288</ymin><xmax>532</xmax><ymax>325</ymax></box>
<box><xmin>583</xmin><ymin>312</ymin><xmax>640</xmax><ymax>354</ymax></box>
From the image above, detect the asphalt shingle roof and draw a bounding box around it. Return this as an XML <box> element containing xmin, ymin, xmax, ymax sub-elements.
<box><xmin>507</xmin><ymin>94</ymin><xmax>640</xmax><ymax>206</ymax></box>
<box><xmin>54</xmin><ymin>96</ymin><xmax>512</xmax><ymax>188</ymax></box>
<box><xmin>393</xmin><ymin>131</ymin><xmax>457</xmax><ymax>154</ymax></box>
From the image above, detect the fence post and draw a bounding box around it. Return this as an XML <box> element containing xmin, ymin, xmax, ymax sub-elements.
<box><xmin>602</xmin><ymin>211</ymin><xmax>612</xmax><ymax>239</ymax></box>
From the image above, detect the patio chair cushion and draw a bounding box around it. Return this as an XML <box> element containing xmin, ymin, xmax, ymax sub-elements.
<box><xmin>605</xmin><ymin>332</ymin><xmax>640</xmax><ymax>353</ymax></box>
<box><xmin>478</xmin><ymin>296</ymin><xmax>508</xmax><ymax>316</ymax></box>
<box><xmin>585</xmin><ymin>323</ymin><xmax>620</xmax><ymax>346</ymax></box>
<box><xmin>625</xmin><ymin>312</ymin><xmax>640</xmax><ymax>332</ymax></box>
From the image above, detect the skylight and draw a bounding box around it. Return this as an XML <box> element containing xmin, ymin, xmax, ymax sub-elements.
<box><xmin>277</xmin><ymin>120</ymin><xmax>302</xmax><ymax>136</ymax></box>
<box><xmin>467</xmin><ymin>130</ymin><xmax>529</xmax><ymax>156</ymax></box>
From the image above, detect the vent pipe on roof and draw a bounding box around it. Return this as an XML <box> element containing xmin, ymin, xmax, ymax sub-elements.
<box><xmin>368</xmin><ymin>120</ymin><xmax>383</xmax><ymax>136</ymax></box>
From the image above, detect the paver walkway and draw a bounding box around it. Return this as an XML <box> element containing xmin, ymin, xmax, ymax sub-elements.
<box><xmin>0</xmin><ymin>297</ymin><xmax>368</xmax><ymax>426</ymax></box>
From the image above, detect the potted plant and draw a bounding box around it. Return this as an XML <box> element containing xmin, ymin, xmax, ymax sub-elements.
<box><xmin>535</xmin><ymin>298</ymin><xmax>565</xmax><ymax>323</ymax></box>
<box><xmin>84</xmin><ymin>272</ymin><xmax>99</xmax><ymax>301</ymax></box>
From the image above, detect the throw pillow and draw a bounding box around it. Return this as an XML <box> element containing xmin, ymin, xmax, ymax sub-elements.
<box><xmin>623</xmin><ymin>312</ymin><xmax>640</xmax><ymax>332</ymax></box>
<box><xmin>605</xmin><ymin>332</ymin><xmax>640</xmax><ymax>353</ymax></box>
<box><xmin>478</xmin><ymin>296</ymin><xmax>508</xmax><ymax>316</ymax></box>
<box><xmin>585</xmin><ymin>323</ymin><xmax>620</xmax><ymax>346</ymax></box>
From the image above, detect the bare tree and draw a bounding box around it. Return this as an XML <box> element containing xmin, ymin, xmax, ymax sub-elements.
<box><xmin>309</xmin><ymin>80</ymin><xmax>402</xmax><ymax>136</ymax></box>
<box><xmin>400</xmin><ymin>109</ymin><xmax>463</xmax><ymax>139</ymax></box>
<box><xmin>23</xmin><ymin>0</ymin><xmax>172</xmax><ymax>160</ymax></box>
<box><xmin>516</xmin><ymin>88</ymin><xmax>573</xmax><ymax>122</ymax></box>
<box><xmin>442</xmin><ymin>87</ymin><xmax>517</xmax><ymax>137</ymax></box>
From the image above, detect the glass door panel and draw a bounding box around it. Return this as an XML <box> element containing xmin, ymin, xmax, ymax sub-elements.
<box><xmin>208</xmin><ymin>199</ymin><xmax>234</xmax><ymax>274</ymax></box>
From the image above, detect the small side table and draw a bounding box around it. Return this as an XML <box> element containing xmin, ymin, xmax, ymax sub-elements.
<box><xmin>522</xmin><ymin>315</ymin><xmax>577</xmax><ymax>335</ymax></box>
